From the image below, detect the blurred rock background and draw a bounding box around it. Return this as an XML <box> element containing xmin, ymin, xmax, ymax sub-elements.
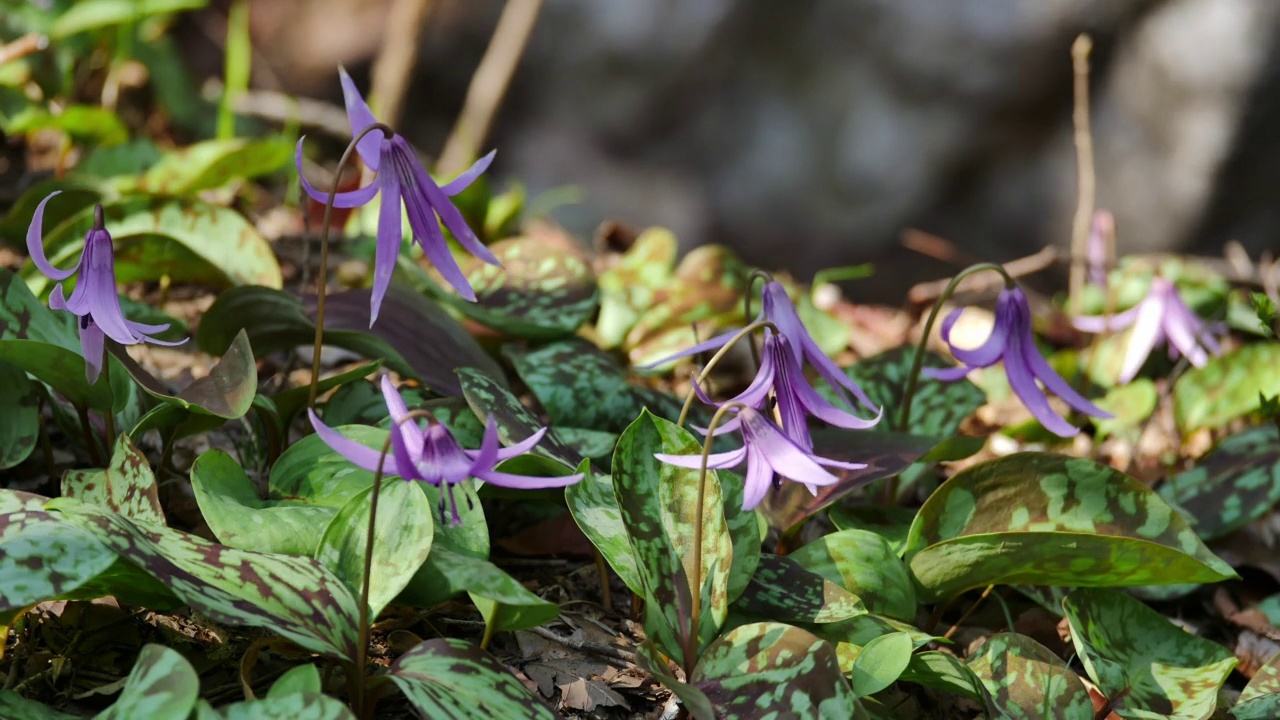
<box><xmin>186</xmin><ymin>0</ymin><xmax>1280</xmax><ymax>298</ymax></box>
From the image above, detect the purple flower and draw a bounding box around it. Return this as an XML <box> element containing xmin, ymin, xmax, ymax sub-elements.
<box><xmin>296</xmin><ymin>68</ymin><xmax>500</xmax><ymax>324</ymax></box>
<box><xmin>27</xmin><ymin>192</ymin><xmax>185</xmax><ymax>384</ymax></box>
<box><xmin>926</xmin><ymin>285</ymin><xmax>1111</xmax><ymax>438</ymax></box>
<box><xmin>308</xmin><ymin>377</ymin><xmax>582</xmax><ymax>524</ymax></box>
<box><xmin>657</xmin><ymin>406</ymin><xmax>864</xmax><ymax>510</ymax></box>
<box><xmin>1072</xmin><ymin>276</ymin><xmax>1222</xmax><ymax>384</ymax></box>
<box><xmin>694</xmin><ymin>332</ymin><xmax>880</xmax><ymax>449</ymax></box>
<box><xmin>650</xmin><ymin>280</ymin><xmax>877</xmax><ymax>413</ymax></box>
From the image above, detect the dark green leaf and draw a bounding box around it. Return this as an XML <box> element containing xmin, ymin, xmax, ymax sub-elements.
<box><xmin>828</xmin><ymin>505</ymin><xmax>916</xmax><ymax>555</ymax></box>
<box><xmin>832</xmin><ymin>346</ymin><xmax>986</xmax><ymax>437</ymax></box>
<box><xmin>790</xmin><ymin>530</ymin><xmax>916</xmax><ymax>620</ymax></box>
<box><xmin>1175</xmin><ymin>343</ymin><xmax>1280</xmax><ymax>433</ymax></box>
<box><xmin>1159</xmin><ymin>425</ymin><xmax>1280</xmax><ymax>541</ymax></box>
<box><xmin>0</xmin><ymin>339</ymin><xmax>118</xmax><ymax>412</ymax></box>
<box><xmin>733</xmin><ymin>554</ymin><xmax>866</xmax><ymax>624</ymax></box>
<box><xmin>0</xmin><ymin>359</ymin><xmax>39</xmax><ymax>469</ymax></box>
<box><xmin>266</xmin><ymin>664</ymin><xmax>322</xmax><ymax>699</ymax></box>
<box><xmin>389</xmin><ymin>637</ymin><xmax>555</xmax><ymax>719</ymax></box>
<box><xmin>965</xmin><ymin>633</ymin><xmax>1092</xmax><ymax>720</ymax></box>
<box><xmin>98</xmin><ymin>645</ymin><xmax>199</xmax><ymax>720</ymax></box>
<box><xmin>457</xmin><ymin>367</ymin><xmax>579</xmax><ymax>468</ymax></box>
<box><xmin>849</xmin><ymin>631</ymin><xmax>914</xmax><ymax>699</ymax></box>
<box><xmin>271</xmin><ymin>361</ymin><xmax>381</xmax><ymax>428</ymax></box>
<box><xmin>0</xmin><ymin>691</ymin><xmax>79</xmax><ymax>719</ymax></box>
<box><xmin>899</xmin><ymin>651</ymin><xmax>990</xmax><ymax>705</ymax></box>
<box><xmin>0</xmin><ymin>510</ymin><xmax>118</xmax><ymax>615</ymax></box>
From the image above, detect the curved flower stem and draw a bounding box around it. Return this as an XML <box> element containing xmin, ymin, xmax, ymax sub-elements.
<box><xmin>102</xmin><ymin>349</ymin><xmax>116</xmax><ymax>448</ymax></box>
<box><xmin>686</xmin><ymin>400</ymin><xmax>747</xmax><ymax>675</ymax></box>
<box><xmin>307</xmin><ymin>122</ymin><xmax>395</xmax><ymax>411</ymax></box>
<box><xmin>675</xmin><ymin>320</ymin><xmax>778</xmax><ymax>428</ymax></box>
<box><xmin>742</xmin><ymin>270</ymin><xmax>772</xmax><ymax>368</ymax></box>
<box><xmin>353</xmin><ymin>407</ymin><xmax>434</xmax><ymax>718</ymax></box>
<box><xmin>897</xmin><ymin>262</ymin><xmax>1014</xmax><ymax>433</ymax></box>
<box><xmin>76</xmin><ymin>403</ymin><xmax>103</xmax><ymax>466</ymax></box>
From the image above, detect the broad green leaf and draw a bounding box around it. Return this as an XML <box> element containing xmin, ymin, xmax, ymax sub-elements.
<box><xmin>551</xmin><ymin>426</ymin><xmax>618</xmax><ymax>461</ymax></box>
<box><xmin>123</xmin><ymin>329</ymin><xmax>255</xmax><ymax>421</ymax></box>
<box><xmin>445</xmin><ymin>233</ymin><xmax>599</xmax><ymax>339</ymax></box>
<box><xmin>0</xmin><ymin>269</ymin><xmax>77</xmax><ymax>348</ymax></box>
<box><xmin>96</xmin><ymin>645</ymin><xmax>199</xmax><ymax>720</ymax></box>
<box><xmin>269</xmin><ymin>426</ymin><xmax>383</xmax><ymax>508</ymax></box>
<box><xmin>0</xmin><ymin>359</ymin><xmax>39</xmax><ymax>469</ymax></box>
<box><xmin>1093</xmin><ymin>378</ymin><xmax>1158</xmax><ymax>439</ymax></box>
<box><xmin>733</xmin><ymin>554</ymin><xmax>866</xmax><ymax>624</ymax></box>
<box><xmin>719</xmin><ymin>472</ymin><xmax>762</xmax><ymax>604</ymax></box>
<box><xmin>691</xmin><ymin>622</ymin><xmax>856</xmax><ymax>718</ymax></box>
<box><xmin>790</xmin><ymin>530</ymin><xmax>916</xmax><ymax>620</ymax></box>
<box><xmin>316</xmin><ymin>479</ymin><xmax>434</xmax><ymax>619</ymax></box>
<box><xmin>25</xmin><ymin>198</ymin><xmax>281</xmax><ymax>292</ymax></box>
<box><xmin>219</xmin><ymin>694</ymin><xmax>355</xmax><ymax>720</ymax></box>
<box><xmin>266</xmin><ymin>664</ymin><xmax>322</xmax><ymax>699</ymax></box>
<box><xmin>1175</xmin><ymin>343</ymin><xmax>1280</xmax><ymax>433</ymax></box>
<box><xmin>565</xmin><ymin>470</ymin><xmax>643</xmax><ymax>593</ymax></box>
<box><xmin>0</xmin><ymin>691</ymin><xmax>79</xmax><ymax>719</ymax></box>
<box><xmin>904</xmin><ymin>453</ymin><xmax>1236</xmax><ymax>602</ymax></box>
<box><xmin>270</xmin><ymin>361</ymin><xmax>381</xmax><ymax>428</ymax></box>
<box><xmin>61</xmin><ymin>434</ymin><xmax>164</xmax><ymax>525</ymax></box>
<box><xmin>1062</xmin><ymin>588</ymin><xmax>1236</xmax><ymax>720</ymax></box>
<box><xmin>405</xmin><ymin>546</ymin><xmax>558</xmax><ymax>633</ymax></box>
<box><xmin>5</xmin><ymin>105</ymin><xmax>127</xmax><ymax>145</ymax></box>
<box><xmin>966</xmin><ymin>633</ymin><xmax>1092</xmax><ymax>720</ymax></box>
<box><xmin>457</xmin><ymin>367</ymin><xmax>580</xmax><ymax>469</ymax></box>
<box><xmin>899</xmin><ymin>651</ymin><xmax>990</xmax><ymax>705</ymax></box>
<box><xmin>1159</xmin><ymin>425</ymin><xmax>1280</xmax><ymax>541</ymax></box>
<box><xmin>191</xmin><ymin>449</ymin><xmax>337</xmax><ymax>556</ymax></box>
<box><xmin>828</xmin><ymin>505</ymin><xmax>917</xmax><ymax>555</ymax></box>
<box><xmin>595</xmin><ymin>227</ymin><xmax>678</xmax><ymax>348</ymax></box>
<box><xmin>78</xmin><ymin>139</ymin><xmax>163</xmax><ymax>178</ymax></box>
<box><xmin>831</xmin><ymin>347</ymin><xmax>986</xmax><ymax>438</ymax></box>
<box><xmin>0</xmin><ymin>510</ymin><xmax>118</xmax><ymax>614</ymax></box>
<box><xmin>52</xmin><ymin>500</ymin><xmax>360</xmax><ymax>660</ymax></box>
<box><xmin>1235</xmin><ymin>651</ymin><xmax>1280</xmax><ymax>720</ymax></box>
<box><xmin>128</xmin><ymin>137</ymin><xmax>293</xmax><ymax>196</ymax></box>
<box><xmin>849</xmin><ymin>631</ymin><xmax>914</xmax><ymax>699</ymax></box>
<box><xmin>807</xmin><ymin>613</ymin><xmax>933</xmax><ymax>676</ymax></box>
<box><xmin>0</xmin><ymin>339</ymin><xmax>118</xmax><ymax>412</ymax></box>
<box><xmin>389</xmin><ymin>637</ymin><xmax>555</xmax><ymax>719</ymax></box>
<box><xmin>50</xmin><ymin>0</ymin><xmax>208</xmax><ymax>38</ymax></box>
<box><xmin>613</xmin><ymin>410</ymin><xmax>731</xmax><ymax>668</ymax></box>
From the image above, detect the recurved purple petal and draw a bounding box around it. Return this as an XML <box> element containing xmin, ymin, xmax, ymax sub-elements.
<box><xmin>1018</xmin><ymin>331</ymin><xmax>1112</xmax><ymax>421</ymax></box>
<box><xmin>27</xmin><ymin>191</ymin><xmax>78</xmax><ymax>282</ymax></box>
<box><xmin>1071</xmin><ymin>305</ymin><xmax>1141</xmax><ymax>334</ymax></box>
<box><xmin>308</xmin><ymin>409</ymin><xmax>402</xmax><ymax>476</ymax></box>
<box><xmin>655</xmin><ymin>447</ymin><xmax>746</xmax><ymax>470</ymax></box>
<box><xmin>295</xmin><ymin>138</ymin><xmax>380</xmax><ymax>209</ymax></box>
<box><xmin>939</xmin><ymin>302</ymin><xmax>1008</xmax><ymax>369</ymax></box>
<box><xmin>922</xmin><ymin>366</ymin><xmax>974</xmax><ymax>382</ymax></box>
<box><xmin>416</xmin><ymin>159</ymin><xmax>500</xmax><ymax>266</ymax></box>
<box><xmin>792</xmin><ymin>373</ymin><xmax>882</xmax><ymax>430</ymax></box>
<box><xmin>379</xmin><ymin>376</ymin><xmax>424</xmax><ymax>459</ymax></box>
<box><xmin>1003</xmin><ymin>339</ymin><xmax>1079</xmax><ymax>438</ymax></box>
<box><xmin>440</xmin><ymin>150</ymin><xmax>496</xmax><ymax>196</ymax></box>
<box><xmin>338</xmin><ymin>67</ymin><xmax>385</xmax><ymax>170</ymax></box>
<box><xmin>473</xmin><ymin>467</ymin><xmax>584</xmax><ymax>489</ymax></box>
<box><xmin>739</xmin><ymin>408</ymin><xmax>841</xmax><ymax>488</ymax></box>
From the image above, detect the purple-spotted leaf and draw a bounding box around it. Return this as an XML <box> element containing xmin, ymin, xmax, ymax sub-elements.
<box><xmin>389</xmin><ymin>637</ymin><xmax>555</xmax><ymax>719</ymax></box>
<box><xmin>0</xmin><ymin>491</ymin><xmax>46</xmax><ymax>514</ymax></box>
<box><xmin>789</xmin><ymin>530</ymin><xmax>916</xmax><ymax>620</ymax></box>
<box><xmin>691</xmin><ymin>622</ymin><xmax>856</xmax><ymax>717</ymax></box>
<box><xmin>447</xmin><ymin>231</ymin><xmax>599</xmax><ymax>340</ymax></box>
<box><xmin>316</xmin><ymin>478</ymin><xmax>434</xmax><ymax>619</ymax></box>
<box><xmin>903</xmin><ymin>453</ymin><xmax>1236</xmax><ymax>602</ymax></box>
<box><xmin>966</xmin><ymin>633</ymin><xmax>1092</xmax><ymax>720</ymax></box>
<box><xmin>1174</xmin><ymin>343</ymin><xmax>1280</xmax><ymax>433</ymax></box>
<box><xmin>61</xmin><ymin>434</ymin><xmax>164</xmax><ymax>525</ymax></box>
<box><xmin>219</xmin><ymin>693</ymin><xmax>356</xmax><ymax>720</ymax></box>
<box><xmin>98</xmin><ymin>645</ymin><xmax>199</xmax><ymax>720</ymax></box>
<box><xmin>1234</xmin><ymin>650</ymin><xmax>1280</xmax><ymax>719</ymax></box>
<box><xmin>0</xmin><ymin>691</ymin><xmax>79</xmax><ymax>719</ymax></box>
<box><xmin>1159</xmin><ymin>425</ymin><xmax>1280</xmax><ymax>541</ymax></box>
<box><xmin>1062</xmin><ymin>588</ymin><xmax>1236</xmax><ymax>719</ymax></box>
<box><xmin>733</xmin><ymin>554</ymin><xmax>866</xmax><ymax>624</ymax></box>
<box><xmin>0</xmin><ymin>510</ymin><xmax>117</xmax><ymax>615</ymax></box>
<box><xmin>191</xmin><ymin>449</ymin><xmax>338</xmax><ymax>556</ymax></box>
<box><xmin>0</xmin><ymin>360</ymin><xmax>38</xmax><ymax>469</ymax></box>
<box><xmin>457</xmin><ymin>367</ymin><xmax>580</xmax><ymax>469</ymax></box>
<box><xmin>51</xmin><ymin>500</ymin><xmax>360</xmax><ymax>660</ymax></box>
<box><xmin>613</xmin><ymin>410</ymin><xmax>732</xmax><ymax>668</ymax></box>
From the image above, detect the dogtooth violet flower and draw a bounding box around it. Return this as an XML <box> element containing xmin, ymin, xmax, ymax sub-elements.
<box><xmin>308</xmin><ymin>377</ymin><xmax>583</xmax><ymax>524</ymax></box>
<box><xmin>657</xmin><ymin>406</ymin><xmax>865</xmax><ymax>511</ymax></box>
<box><xmin>1072</xmin><ymin>276</ymin><xmax>1223</xmax><ymax>384</ymax></box>
<box><xmin>27</xmin><ymin>192</ymin><xmax>186</xmax><ymax>384</ymax></box>
<box><xmin>925</xmin><ymin>284</ymin><xmax>1111</xmax><ymax>438</ymax></box>
<box><xmin>648</xmin><ymin>279</ymin><xmax>878</xmax><ymax>413</ymax></box>
<box><xmin>295</xmin><ymin>68</ymin><xmax>500</xmax><ymax>323</ymax></box>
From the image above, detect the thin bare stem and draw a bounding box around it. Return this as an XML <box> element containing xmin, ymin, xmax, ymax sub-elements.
<box><xmin>76</xmin><ymin>404</ymin><xmax>102</xmax><ymax>466</ymax></box>
<box><xmin>437</xmin><ymin>0</ymin><xmax>544</xmax><ymax>175</ymax></box>
<box><xmin>1068</xmin><ymin>34</ymin><xmax>1095</xmax><ymax>317</ymax></box>
<box><xmin>307</xmin><ymin>122</ymin><xmax>394</xmax><ymax>411</ymax></box>
<box><xmin>743</xmin><ymin>269</ymin><xmax>773</xmax><ymax>368</ymax></box>
<box><xmin>370</xmin><ymin>0</ymin><xmax>434</xmax><ymax>128</ymax></box>
<box><xmin>675</xmin><ymin>320</ymin><xmax>778</xmax><ymax>428</ymax></box>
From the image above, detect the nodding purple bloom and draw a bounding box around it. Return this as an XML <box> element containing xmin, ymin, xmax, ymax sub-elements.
<box><xmin>926</xmin><ymin>285</ymin><xmax>1111</xmax><ymax>438</ymax></box>
<box><xmin>657</xmin><ymin>406</ymin><xmax>865</xmax><ymax>511</ymax></box>
<box><xmin>649</xmin><ymin>280</ymin><xmax>877</xmax><ymax>414</ymax></box>
<box><xmin>1072</xmin><ymin>276</ymin><xmax>1223</xmax><ymax>384</ymax></box>
<box><xmin>694</xmin><ymin>332</ymin><xmax>881</xmax><ymax>449</ymax></box>
<box><xmin>308</xmin><ymin>377</ymin><xmax>582</xmax><ymax>524</ymax></box>
<box><xmin>296</xmin><ymin>68</ymin><xmax>500</xmax><ymax>324</ymax></box>
<box><xmin>27</xmin><ymin>192</ymin><xmax>185</xmax><ymax>384</ymax></box>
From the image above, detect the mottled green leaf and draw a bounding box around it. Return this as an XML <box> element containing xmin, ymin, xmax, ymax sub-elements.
<box><xmin>733</xmin><ymin>554</ymin><xmax>866</xmax><ymax>624</ymax></box>
<box><xmin>389</xmin><ymin>637</ymin><xmax>555</xmax><ymax>719</ymax></box>
<box><xmin>550</xmin><ymin>426</ymin><xmax>618</xmax><ymax>461</ymax></box>
<box><xmin>596</xmin><ymin>227</ymin><xmax>678</xmax><ymax>348</ymax></box>
<box><xmin>849</xmin><ymin>631</ymin><xmax>914</xmax><ymax>699</ymax></box>
<box><xmin>0</xmin><ymin>359</ymin><xmax>39</xmax><ymax>469</ymax></box>
<box><xmin>62</xmin><ymin>434</ymin><xmax>164</xmax><ymax>525</ymax></box>
<box><xmin>457</xmin><ymin>366</ymin><xmax>580</xmax><ymax>469</ymax></box>
<box><xmin>267</xmin><ymin>664</ymin><xmax>322</xmax><ymax>699</ymax></box>
<box><xmin>25</xmin><ymin>197</ymin><xmax>281</xmax><ymax>293</ymax></box>
<box><xmin>128</xmin><ymin>137</ymin><xmax>292</xmax><ymax>196</ymax></box>
<box><xmin>52</xmin><ymin>500</ymin><xmax>360</xmax><ymax>659</ymax></box>
<box><xmin>0</xmin><ymin>268</ymin><xmax>79</xmax><ymax>349</ymax></box>
<box><xmin>446</xmin><ymin>233</ymin><xmax>598</xmax><ymax>339</ymax></box>
<box><xmin>691</xmin><ymin>622</ymin><xmax>856</xmax><ymax>718</ymax></box>
<box><xmin>97</xmin><ymin>644</ymin><xmax>199</xmax><ymax>720</ymax></box>
<box><xmin>719</xmin><ymin>473</ymin><xmax>762</xmax><ymax>604</ymax></box>
<box><xmin>416</xmin><ymin>548</ymin><xmax>559</xmax><ymax>634</ymax></box>
<box><xmin>790</xmin><ymin>530</ymin><xmax>916</xmax><ymax>620</ymax></box>
<box><xmin>613</xmin><ymin>410</ymin><xmax>732</xmax><ymax>668</ymax></box>
<box><xmin>0</xmin><ymin>691</ymin><xmax>79</xmax><ymax>719</ymax></box>
<box><xmin>0</xmin><ymin>339</ymin><xmax>119</xmax><ymax>412</ymax></box>
<box><xmin>1093</xmin><ymin>378</ymin><xmax>1158</xmax><ymax>439</ymax></box>
<box><xmin>833</xmin><ymin>346</ymin><xmax>986</xmax><ymax>438</ymax></box>
<box><xmin>966</xmin><ymin>633</ymin><xmax>1092</xmax><ymax>720</ymax></box>
<box><xmin>0</xmin><ymin>491</ymin><xmax>46</xmax><ymax>515</ymax></box>
<box><xmin>1234</xmin><ymin>650</ymin><xmax>1280</xmax><ymax>719</ymax></box>
<box><xmin>219</xmin><ymin>693</ymin><xmax>355</xmax><ymax>720</ymax></box>
<box><xmin>828</xmin><ymin>505</ymin><xmax>916</xmax><ymax>555</ymax></box>
<box><xmin>1062</xmin><ymin>588</ymin><xmax>1236</xmax><ymax>719</ymax></box>
<box><xmin>316</xmin><ymin>478</ymin><xmax>434</xmax><ymax>619</ymax></box>
<box><xmin>0</xmin><ymin>510</ymin><xmax>118</xmax><ymax>614</ymax></box>
<box><xmin>904</xmin><ymin>453</ymin><xmax>1236</xmax><ymax>602</ymax></box>
<box><xmin>565</xmin><ymin>470</ymin><xmax>643</xmax><ymax>593</ymax></box>
<box><xmin>899</xmin><ymin>651</ymin><xmax>990</xmax><ymax>705</ymax></box>
<box><xmin>1159</xmin><ymin>425</ymin><xmax>1280</xmax><ymax>541</ymax></box>
<box><xmin>1175</xmin><ymin>343</ymin><xmax>1280</xmax><ymax>433</ymax></box>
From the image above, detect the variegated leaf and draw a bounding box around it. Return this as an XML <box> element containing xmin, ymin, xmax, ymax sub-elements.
<box><xmin>97</xmin><ymin>644</ymin><xmax>199</xmax><ymax>720</ymax></box>
<box><xmin>0</xmin><ymin>510</ymin><xmax>117</xmax><ymax>615</ymax></box>
<box><xmin>966</xmin><ymin>633</ymin><xmax>1092</xmax><ymax>720</ymax></box>
<box><xmin>733</xmin><ymin>554</ymin><xmax>866</xmax><ymax>624</ymax></box>
<box><xmin>62</xmin><ymin>434</ymin><xmax>164</xmax><ymax>525</ymax></box>
<box><xmin>1159</xmin><ymin>424</ymin><xmax>1280</xmax><ymax>541</ymax></box>
<box><xmin>389</xmin><ymin>638</ymin><xmax>555</xmax><ymax>719</ymax></box>
<box><xmin>219</xmin><ymin>693</ymin><xmax>355</xmax><ymax>720</ymax></box>
<box><xmin>789</xmin><ymin>529</ymin><xmax>915</xmax><ymax>620</ymax></box>
<box><xmin>1234</xmin><ymin>650</ymin><xmax>1280</xmax><ymax>719</ymax></box>
<box><xmin>457</xmin><ymin>366</ymin><xmax>581</xmax><ymax>469</ymax></box>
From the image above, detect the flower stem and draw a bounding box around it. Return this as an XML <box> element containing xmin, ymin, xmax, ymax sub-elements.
<box><xmin>675</xmin><ymin>320</ymin><xmax>778</xmax><ymax>428</ymax></box>
<box><xmin>742</xmin><ymin>269</ymin><xmax>773</xmax><ymax>368</ymax></box>
<box><xmin>307</xmin><ymin>122</ymin><xmax>395</xmax><ymax>411</ymax></box>
<box><xmin>75</xmin><ymin>403</ymin><xmax>102</xmax><ymax>466</ymax></box>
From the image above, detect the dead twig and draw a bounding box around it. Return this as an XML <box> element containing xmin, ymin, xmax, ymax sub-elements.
<box><xmin>906</xmin><ymin>246</ymin><xmax>1060</xmax><ymax>307</ymax></box>
<box><xmin>1068</xmin><ymin>34</ymin><xmax>1096</xmax><ymax>316</ymax></box>
<box><xmin>527</xmin><ymin>626</ymin><xmax>638</xmax><ymax>666</ymax></box>
<box><xmin>370</xmin><ymin>0</ymin><xmax>434</xmax><ymax>129</ymax></box>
